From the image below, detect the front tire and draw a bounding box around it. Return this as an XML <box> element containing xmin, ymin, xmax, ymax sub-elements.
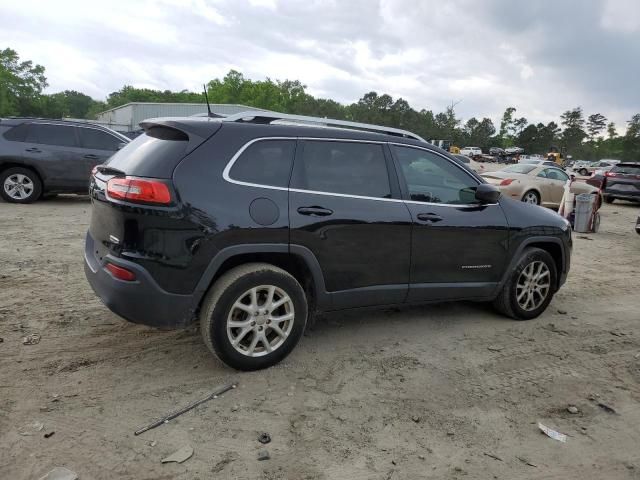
<box><xmin>200</xmin><ymin>263</ymin><xmax>307</xmax><ymax>371</ymax></box>
<box><xmin>493</xmin><ymin>248</ymin><xmax>557</xmax><ymax>320</ymax></box>
<box><xmin>1</xmin><ymin>167</ymin><xmax>42</xmax><ymax>203</ymax></box>
<box><xmin>579</xmin><ymin>168</ymin><xmax>588</xmax><ymax>176</ymax></box>
<box><xmin>604</xmin><ymin>196</ymin><xmax>614</xmax><ymax>204</ymax></box>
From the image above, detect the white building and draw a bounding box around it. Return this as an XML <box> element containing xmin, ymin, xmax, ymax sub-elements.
<box><xmin>94</xmin><ymin>102</ymin><xmax>267</xmax><ymax>132</ymax></box>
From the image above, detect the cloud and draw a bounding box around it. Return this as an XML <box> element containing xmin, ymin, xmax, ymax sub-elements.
<box><xmin>0</xmin><ymin>0</ymin><xmax>637</xmax><ymax>128</ymax></box>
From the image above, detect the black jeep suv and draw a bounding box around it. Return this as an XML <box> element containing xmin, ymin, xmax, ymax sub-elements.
<box><xmin>84</xmin><ymin>113</ymin><xmax>572</xmax><ymax>370</ymax></box>
<box><xmin>0</xmin><ymin>118</ymin><xmax>129</xmax><ymax>203</ymax></box>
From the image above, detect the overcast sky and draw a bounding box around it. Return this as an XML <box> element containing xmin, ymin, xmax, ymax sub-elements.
<box><xmin>2</xmin><ymin>0</ymin><xmax>639</xmax><ymax>129</ymax></box>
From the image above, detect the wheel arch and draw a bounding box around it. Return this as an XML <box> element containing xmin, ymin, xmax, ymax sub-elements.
<box><xmin>190</xmin><ymin>244</ymin><xmax>329</xmax><ymax>317</ymax></box>
<box><xmin>0</xmin><ymin>160</ymin><xmax>46</xmax><ymax>187</ymax></box>
<box><xmin>499</xmin><ymin>237</ymin><xmax>565</xmax><ymax>292</ymax></box>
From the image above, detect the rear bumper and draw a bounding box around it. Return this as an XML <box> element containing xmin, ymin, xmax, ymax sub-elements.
<box><xmin>84</xmin><ymin>232</ymin><xmax>196</xmax><ymax>329</ymax></box>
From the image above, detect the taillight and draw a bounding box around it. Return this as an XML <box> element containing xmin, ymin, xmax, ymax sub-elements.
<box><xmin>500</xmin><ymin>179</ymin><xmax>515</xmax><ymax>186</ymax></box>
<box><xmin>105</xmin><ymin>263</ymin><xmax>136</xmax><ymax>281</ymax></box>
<box><xmin>106</xmin><ymin>177</ymin><xmax>172</xmax><ymax>205</ymax></box>
<box><xmin>605</xmin><ymin>171</ymin><xmax>617</xmax><ymax>177</ymax></box>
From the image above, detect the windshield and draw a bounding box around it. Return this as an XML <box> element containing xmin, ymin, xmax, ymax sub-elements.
<box><xmin>501</xmin><ymin>164</ymin><xmax>537</xmax><ymax>174</ymax></box>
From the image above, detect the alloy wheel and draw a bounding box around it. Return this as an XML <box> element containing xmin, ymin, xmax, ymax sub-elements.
<box><xmin>4</xmin><ymin>174</ymin><xmax>35</xmax><ymax>200</ymax></box>
<box><xmin>516</xmin><ymin>261</ymin><xmax>551</xmax><ymax>311</ymax></box>
<box><xmin>523</xmin><ymin>191</ymin><xmax>539</xmax><ymax>204</ymax></box>
<box><xmin>226</xmin><ymin>285</ymin><xmax>295</xmax><ymax>357</ymax></box>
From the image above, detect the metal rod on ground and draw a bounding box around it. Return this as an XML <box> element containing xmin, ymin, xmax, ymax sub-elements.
<box><xmin>134</xmin><ymin>382</ymin><xmax>237</xmax><ymax>436</ymax></box>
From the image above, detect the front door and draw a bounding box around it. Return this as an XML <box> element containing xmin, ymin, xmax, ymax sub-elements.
<box><xmin>390</xmin><ymin>144</ymin><xmax>510</xmax><ymax>302</ymax></box>
<box><xmin>538</xmin><ymin>167</ymin><xmax>570</xmax><ymax>205</ymax></box>
<box><xmin>289</xmin><ymin>139</ymin><xmax>412</xmax><ymax>309</ymax></box>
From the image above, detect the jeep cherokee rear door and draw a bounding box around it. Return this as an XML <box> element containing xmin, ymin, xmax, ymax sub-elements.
<box><xmin>391</xmin><ymin>144</ymin><xmax>509</xmax><ymax>302</ymax></box>
<box><xmin>289</xmin><ymin>139</ymin><xmax>412</xmax><ymax>309</ymax></box>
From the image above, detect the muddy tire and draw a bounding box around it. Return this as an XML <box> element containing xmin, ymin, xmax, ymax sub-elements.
<box><xmin>200</xmin><ymin>263</ymin><xmax>307</xmax><ymax>371</ymax></box>
<box><xmin>493</xmin><ymin>248</ymin><xmax>557</xmax><ymax>320</ymax></box>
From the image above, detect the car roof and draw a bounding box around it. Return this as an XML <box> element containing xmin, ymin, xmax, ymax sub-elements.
<box><xmin>142</xmin><ymin>115</ymin><xmax>437</xmax><ymax>148</ymax></box>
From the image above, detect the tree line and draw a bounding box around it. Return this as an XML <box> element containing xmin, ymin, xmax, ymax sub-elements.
<box><xmin>1</xmin><ymin>47</ymin><xmax>639</xmax><ymax>161</ymax></box>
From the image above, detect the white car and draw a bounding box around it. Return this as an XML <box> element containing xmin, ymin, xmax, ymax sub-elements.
<box><xmin>505</xmin><ymin>146</ymin><xmax>525</xmax><ymax>155</ymax></box>
<box><xmin>460</xmin><ymin>147</ymin><xmax>482</xmax><ymax>157</ymax></box>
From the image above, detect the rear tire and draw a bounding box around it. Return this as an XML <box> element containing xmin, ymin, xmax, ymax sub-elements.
<box><xmin>522</xmin><ymin>190</ymin><xmax>540</xmax><ymax>205</ymax></box>
<box><xmin>1</xmin><ymin>167</ymin><xmax>42</xmax><ymax>203</ymax></box>
<box><xmin>604</xmin><ymin>196</ymin><xmax>614</xmax><ymax>204</ymax></box>
<box><xmin>493</xmin><ymin>248</ymin><xmax>557</xmax><ymax>320</ymax></box>
<box><xmin>579</xmin><ymin>168</ymin><xmax>588</xmax><ymax>176</ymax></box>
<box><xmin>200</xmin><ymin>263</ymin><xmax>307</xmax><ymax>371</ymax></box>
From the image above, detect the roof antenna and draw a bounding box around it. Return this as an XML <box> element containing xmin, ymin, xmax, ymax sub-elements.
<box><xmin>203</xmin><ymin>83</ymin><xmax>214</xmax><ymax>117</ymax></box>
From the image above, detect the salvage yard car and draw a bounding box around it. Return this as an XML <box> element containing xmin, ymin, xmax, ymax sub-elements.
<box><xmin>602</xmin><ymin>162</ymin><xmax>640</xmax><ymax>204</ymax></box>
<box><xmin>0</xmin><ymin>118</ymin><xmax>130</xmax><ymax>203</ymax></box>
<box><xmin>459</xmin><ymin>146</ymin><xmax>482</xmax><ymax>157</ymax></box>
<box><xmin>482</xmin><ymin>163</ymin><xmax>601</xmax><ymax>207</ymax></box>
<box><xmin>84</xmin><ymin>112</ymin><xmax>572</xmax><ymax>370</ymax></box>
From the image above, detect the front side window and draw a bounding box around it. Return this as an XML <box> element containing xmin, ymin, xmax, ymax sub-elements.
<box><xmin>544</xmin><ymin>168</ymin><xmax>569</xmax><ymax>181</ymax></box>
<box><xmin>79</xmin><ymin>128</ymin><xmax>122</xmax><ymax>151</ymax></box>
<box><xmin>26</xmin><ymin>124</ymin><xmax>78</xmax><ymax>147</ymax></box>
<box><xmin>394</xmin><ymin>146</ymin><xmax>479</xmax><ymax>204</ymax></box>
<box><xmin>229</xmin><ymin>139</ymin><xmax>295</xmax><ymax>188</ymax></box>
<box><xmin>293</xmin><ymin>140</ymin><xmax>391</xmax><ymax>198</ymax></box>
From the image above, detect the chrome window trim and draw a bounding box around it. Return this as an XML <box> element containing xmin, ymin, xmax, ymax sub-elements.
<box><xmin>222</xmin><ymin>137</ymin><xmax>497</xmax><ymax>208</ymax></box>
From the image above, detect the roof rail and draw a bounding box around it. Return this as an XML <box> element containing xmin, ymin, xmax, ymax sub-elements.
<box><xmin>223</xmin><ymin>111</ymin><xmax>426</xmax><ymax>142</ymax></box>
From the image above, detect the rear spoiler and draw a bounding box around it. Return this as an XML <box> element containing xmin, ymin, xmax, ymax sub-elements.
<box><xmin>139</xmin><ymin>117</ymin><xmax>222</xmax><ymax>154</ymax></box>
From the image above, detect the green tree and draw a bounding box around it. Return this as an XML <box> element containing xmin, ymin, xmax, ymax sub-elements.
<box><xmin>499</xmin><ymin>107</ymin><xmax>517</xmax><ymax>145</ymax></box>
<box><xmin>560</xmin><ymin>107</ymin><xmax>587</xmax><ymax>154</ymax></box>
<box><xmin>623</xmin><ymin>113</ymin><xmax>640</xmax><ymax>161</ymax></box>
<box><xmin>606</xmin><ymin>122</ymin><xmax>617</xmax><ymax>139</ymax></box>
<box><xmin>586</xmin><ymin>113</ymin><xmax>607</xmax><ymax>142</ymax></box>
<box><xmin>0</xmin><ymin>48</ymin><xmax>48</xmax><ymax>116</ymax></box>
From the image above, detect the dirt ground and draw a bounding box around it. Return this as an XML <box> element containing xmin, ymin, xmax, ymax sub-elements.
<box><xmin>1</xmin><ymin>196</ymin><xmax>639</xmax><ymax>480</ymax></box>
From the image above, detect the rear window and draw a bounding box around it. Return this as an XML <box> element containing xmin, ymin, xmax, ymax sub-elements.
<box><xmin>612</xmin><ymin>164</ymin><xmax>640</xmax><ymax>175</ymax></box>
<box><xmin>105</xmin><ymin>132</ymin><xmax>187</xmax><ymax>174</ymax></box>
<box><xmin>228</xmin><ymin>139</ymin><xmax>295</xmax><ymax>188</ymax></box>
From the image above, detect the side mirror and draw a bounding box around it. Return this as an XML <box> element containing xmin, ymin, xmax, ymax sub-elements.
<box><xmin>475</xmin><ymin>183</ymin><xmax>501</xmax><ymax>204</ymax></box>
<box><xmin>117</xmin><ymin>142</ymin><xmax>128</xmax><ymax>150</ymax></box>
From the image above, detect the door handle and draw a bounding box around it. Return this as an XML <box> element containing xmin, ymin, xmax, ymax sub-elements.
<box><xmin>297</xmin><ymin>206</ymin><xmax>334</xmax><ymax>217</ymax></box>
<box><xmin>84</xmin><ymin>154</ymin><xmax>99</xmax><ymax>159</ymax></box>
<box><xmin>25</xmin><ymin>148</ymin><xmax>41</xmax><ymax>153</ymax></box>
<box><xmin>417</xmin><ymin>212</ymin><xmax>443</xmax><ymax>223</ymax></box>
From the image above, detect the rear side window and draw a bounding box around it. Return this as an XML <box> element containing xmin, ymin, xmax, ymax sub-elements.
<box><xmin>228</xmin><ymin>139</ymin><xmax>295</xmax><ymax>188</ymax></box>
<box><xmin>79</xmin><ymin>128</ymin><xmax>122</xmax><ymax>151</ymax></box>
<box><xmin>3</xmin><ymin>123</ymin><xmax>29</xmax><ymax>141</ymax></box>
<box><xmin>293</xmin><ymin>140</ymin><xmax>391</xmax><ymax>198</ymax></box>
<box><xmin>612</xmin><ymin>164</ymin><xmax>640</xmax><ymax>175</ymax></box>
<box><xmin>26</xmin><ymin>124</ymin><xmax>78</xmax><ymax>147</ymax></box>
